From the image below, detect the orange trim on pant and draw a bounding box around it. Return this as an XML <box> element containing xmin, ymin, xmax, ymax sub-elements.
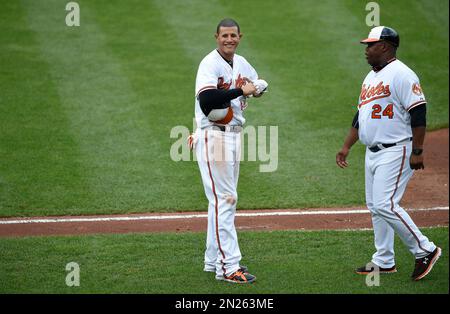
<box><xmin>204</xmin><ymin>130</ymin><xmax>227</xmax><ymax>277</ymax></box>
<box><xmin>390</xmin><ymin>146</ymin><xmax>431</xmax><ymax>254</ymax></box>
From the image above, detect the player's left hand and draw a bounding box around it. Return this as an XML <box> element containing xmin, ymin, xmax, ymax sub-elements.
<box><xmin>409</xmin><ymin>154</ymin><xmax>424</xmax><ymax>170</ymax></box>
<box><xmin>253</xmin><ymin>79</ymin><xmax>268</xmax><ymax>96</ymax></box>
<box><xmin>244</xmin><ymin>78</ymin><xmax>267</xmax><ymax>97</ymax></box>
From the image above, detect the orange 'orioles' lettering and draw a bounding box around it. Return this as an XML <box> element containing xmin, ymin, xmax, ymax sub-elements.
<box><xmin>235</xmin><ymin>74</ymin><xmax>247</xmax><ymax>89</ymax></box>
<box><xmin>217</xmin><ymin>77</ymin><xmax>232</xmax><ymax>90</ymax></box>
<box><xmin>359</xmin><ymin>82</ymin><xmax>391</xmax><ymax>107</ymax></box>
<box><xmin>217</xmin><ymin>74</ymin><xmax>248</xmax><ymax>90</ymax></box>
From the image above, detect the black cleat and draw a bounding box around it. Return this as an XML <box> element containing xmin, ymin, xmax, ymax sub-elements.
<box><xmin>412</xmin><ymin>247</ymin><xmax>442</xmax><ymax>281</ymax></box>
<box><xmin>355</xmin><ymin>263</ymin><xmax>397</xmax><ymax>275</ymax></box>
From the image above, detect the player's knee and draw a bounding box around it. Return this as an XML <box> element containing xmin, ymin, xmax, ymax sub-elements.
<box><xmin>373</xmin><ymin>199</ymin><xmax>392</xmax><ymax>213</ymax></box>
<box><xmin>224</xmin><ymin>193</ymin><xmax>237</xmax><ymax>205</ymax></box>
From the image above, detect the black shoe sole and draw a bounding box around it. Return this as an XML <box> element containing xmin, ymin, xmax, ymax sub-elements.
<box><xmin>355</xmin><ymin>269</ymin><xmax>397</xmax><ymax>275</ymax></box>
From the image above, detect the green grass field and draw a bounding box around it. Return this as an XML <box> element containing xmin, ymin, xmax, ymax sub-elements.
<box><xmin>1</xmin><ymin>0</ymin><xmax>448</xmax><ymax>217</ymax></box>
<box><xmin>0</xmin><ymin>227</ymin><xmax>447</xmax><ymax>293</ymax></box>
<box><xmin>0</xmin><ymin>0</ymin><xmax>448</xmax><ymax>295</ymax></box>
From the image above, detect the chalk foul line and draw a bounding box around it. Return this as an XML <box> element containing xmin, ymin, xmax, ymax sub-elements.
<box><xmin>0</xmin><ymin>206</ymin><xmax>448</xmax><ymax>225</ymax></box>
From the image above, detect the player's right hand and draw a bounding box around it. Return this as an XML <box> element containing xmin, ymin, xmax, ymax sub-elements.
<box><xmin>241</xmin><ymin>82</ymin><xmax>257</xmax><ymax>96</ymax></box>
<box><xmin>336</xmin><ymin>148</ymin><xmax>350</xmax><ymax>168</ymax></box>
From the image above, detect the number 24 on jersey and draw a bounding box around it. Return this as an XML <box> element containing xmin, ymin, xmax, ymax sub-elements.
<box><xmin>371</xmin><ymin>103</ymin><xmax>394</xmax><ymax>119</ymax></box>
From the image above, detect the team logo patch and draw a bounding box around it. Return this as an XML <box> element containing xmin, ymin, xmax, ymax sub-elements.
<box><xmin>412</xmin><ymin>83</ymin><xmax>423</xmax><ymax>96</ymax></box>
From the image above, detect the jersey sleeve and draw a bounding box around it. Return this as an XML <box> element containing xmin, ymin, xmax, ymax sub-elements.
<box><xmin>195</xmin><ymin>58</ymin><xmax>219</xmax><ymax>96</ymax></box>
<box><xmin>248</xmin><ymin>63</ymin><xmax>258</xmax><ymax>82</ymax></box>
<box><xmin>239</xmin><ymin>55</ymin><xmax>258</xmax><ymax>82</ymax></box>
<box><xmin>397</xmin><ymin>71</ymin><xmax>427</xmax><ymax>111</ymax></box>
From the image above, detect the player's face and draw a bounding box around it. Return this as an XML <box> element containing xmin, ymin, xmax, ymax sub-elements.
<box><xmin>215</xmin><ymin>26</ymin><xmax>241</xmax><ymax>59</ymax></box>
<box><xmin>364</xmin><ymin>41</ymin><xmax>385</xmax><ymax>66</ymax></box>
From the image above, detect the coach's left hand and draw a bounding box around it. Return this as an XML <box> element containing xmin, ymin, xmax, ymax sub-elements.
<box><xmin>410</xmin><ymin>154</ymin><xmax>425</xmax><ymax>170</ymax></box>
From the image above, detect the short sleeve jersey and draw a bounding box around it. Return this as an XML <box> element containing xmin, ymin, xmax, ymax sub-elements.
<box><xmin>194</xmin><ymin>49</ymin><xmax>258</xmax><ymax>128</ymax></box>
<box><xmin>357</xmin><ymin>59</ymin><xmax>426</xmax><ymax>146</ymax></box>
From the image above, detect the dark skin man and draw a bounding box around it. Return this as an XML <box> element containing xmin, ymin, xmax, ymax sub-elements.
<box><xmin>336</xmin><ymin>40</ymin><xmax>426</xmax><ymax>170</ymax></box>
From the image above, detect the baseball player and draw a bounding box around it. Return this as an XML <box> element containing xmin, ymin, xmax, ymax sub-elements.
<box><xmin>192</xmin><ymin>18</ymin><xmax>267</xmax><ymax>284</ymax></box>
<box><xmin>336</xmin><ymin>26</ymin><xmax>441</xmax><ymax>281</ymax></box>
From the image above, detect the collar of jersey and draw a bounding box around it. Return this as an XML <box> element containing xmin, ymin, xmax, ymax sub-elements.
<box><xmin>372</xmin><ymin>57</ymin><xmax>397</xmax><ymax>73</ymax></box>
<box><xmin>216</xmin><ymin>49</ymin><xmax>233</xmax><ymax>68</ymax></box>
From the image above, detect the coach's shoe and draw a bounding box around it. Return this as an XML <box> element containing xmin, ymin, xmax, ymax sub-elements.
<box><xmin>411</xmin><ymin>247</ymin><xmax>442</xmax><ymax>281</ymax></box>
<box><xmin>205</xmin><ymin>264</ymin><xmax>248</xmax><ymax>273</ymax></box>
<box><xmin>355</xmin><ymin>262</ymin><xmax>397</xmax><ymax>275</ymax></box>
<box><xmin>216</xmin><ymin>269</ymin><xmax>256</xmax><ymax>284</ymax></box>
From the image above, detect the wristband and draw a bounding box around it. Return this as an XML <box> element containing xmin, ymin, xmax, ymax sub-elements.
<box><xmin>412</xmin><ymin>148</ymin><xmax>423</xmax><ymax>156</ymax></box>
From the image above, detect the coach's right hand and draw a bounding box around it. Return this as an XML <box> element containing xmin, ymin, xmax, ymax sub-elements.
<box><xmin>336</xmin><ymin>147</ymin><xmax>350</xmax><ymax>168</ymax></box>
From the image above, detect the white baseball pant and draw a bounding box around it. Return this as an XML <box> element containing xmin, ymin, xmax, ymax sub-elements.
<box><xmin>195</xmin><ymin>127</ymin><xmax>243</xmax><ymax>277</ymax></box>
<box><xmin>365</xmin><ymin>142</ymin><xmax>436</xmax><ymax>268</ymax></box>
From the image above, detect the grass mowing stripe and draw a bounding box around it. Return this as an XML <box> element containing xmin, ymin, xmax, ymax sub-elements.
<box><xmin>414</xmin><ymin>0</ymin><xmax>449</xmax><ymax>40</ymax></box>
<box><xmin>0</xmin><ymin>1</ymin><xmax>86</xmax><ymax>216</ymax></box>
<box><xmin>81</xmin><ymin>0</ymin><xmax>208</xmax><ymax>212</ymax></box>
<box><xmin>22</xmin><ymin>0</ymin><xmax>160</xmax><ymax>214</ymax></box>
<box><xmin>0</xmin><ymin>227</ymin><xmax>447</xmax><ymax>293</ymax></box>
<box><xmin>408</xmin><ymin>0</ymin><xmax>449</xmax><ymax>130</ymax></box>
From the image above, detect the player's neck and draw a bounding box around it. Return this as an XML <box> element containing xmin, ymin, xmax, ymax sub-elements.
<box><xmin>216</xmin><ymin>49</ymin><xmax>234</xmax><ymax>66</ymax></box>
<box><xmin>372</xmin><ymin>56</ymin><xmax>396</xmax><ymax>72</ymax></box>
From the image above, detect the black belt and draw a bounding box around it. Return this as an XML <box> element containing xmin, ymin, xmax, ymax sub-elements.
<box><xmin>208</xmin><ymin>125</ymin><xmax>242</xmax><ymax>133</ymax></box>
<box><xmin>215</xmin><ymin>125</ymin><xmax>227</xmax><ymax>132</ymax></box>
<box><xmin>368</xmin><ymin>137</ymin><xmax>412</xmax><ymax>153</ymax></box>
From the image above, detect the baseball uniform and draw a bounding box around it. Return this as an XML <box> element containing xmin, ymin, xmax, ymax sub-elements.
<box><xmin>357</xmin><ymin>57</ymin><xmax>436</xmax><ymax>268</ymax></box>
<box><xmin>193</xmin><ymin>49</ymin><xmax>258</xmax><ymax>279</ymax></box>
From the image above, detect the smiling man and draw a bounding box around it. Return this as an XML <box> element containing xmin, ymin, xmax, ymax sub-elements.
<box><xmin>336</xmin><ymin>26</ymin><xmax>441</xmax><ymax>281</ymax></box>
<box><xmin>192</xmin><ymin>18</ymin><xmax>267</xmax><ymax>284</ymax></box>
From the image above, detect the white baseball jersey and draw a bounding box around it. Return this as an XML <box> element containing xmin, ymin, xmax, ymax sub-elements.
<box><xmin>357</xmin><ymin>58</ymin><xmax>436</xmax><ymax>267</ymax></box>
<box><xmin>357</xmin><ymin>59</ymin><xmax>426</xmax><ymax>146</ymax></box>
<box><xmin>195</xmin><ymin>49</ymin><xmax>258</xmax><ymax>128</ymax></box>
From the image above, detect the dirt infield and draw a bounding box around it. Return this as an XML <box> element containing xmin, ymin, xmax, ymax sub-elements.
<box><xmin>0</xmin><ymin>129</ymin><xmax>447</xmax><ymax>237</ymax></box>
<box><xmin>401</xmin><ymin>128</ymin><xmax>449</xmax><ymax>208</ymax></box>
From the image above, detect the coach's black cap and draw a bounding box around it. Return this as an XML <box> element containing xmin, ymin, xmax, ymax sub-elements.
<box><xmin>360</xmin><ymin>26</ymin><xmax>400</xmax><ymax>47</ymax></box>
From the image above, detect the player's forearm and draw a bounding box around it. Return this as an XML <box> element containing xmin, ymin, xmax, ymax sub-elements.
<box><xmin>342</xmin><ymin>127</ymin><xmax>359</xmax><ymax>150</ymax></box>
<box><xmin>409</xmin><ymin>104</ymin><xmax>427</xmax><ymax>149</ymax></box>
<box><xmin>198</xmin><ymin>88</ymin><xmax>243</xmax><ymax>110</ymax></box>
<box><xmin>342</xmin><ymin>110</ymin><xmax>360</xmax><ymax>150</ymax></box>
<box><xmin>412</xmin><ymin>126</ymin><xmax>426</xmax><ymax>149</ymax></box>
